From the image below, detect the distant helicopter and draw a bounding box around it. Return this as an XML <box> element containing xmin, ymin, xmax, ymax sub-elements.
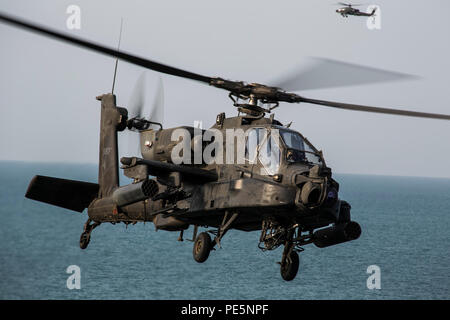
<box><xmin>336</xmin><ymin>3</ymin><xmax>376</xmax><ymax>18</ymax></box>
<box><xmin>1</xmin><ymin>12</ymin><xmax>449</xmax><ymax>282</ymax></box>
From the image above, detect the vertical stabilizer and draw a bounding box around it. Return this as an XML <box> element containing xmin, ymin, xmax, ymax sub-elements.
<box><xmin>97</xmin><ymin>93</ymin><xmax>127</xmax><ymax>197</ymax></box>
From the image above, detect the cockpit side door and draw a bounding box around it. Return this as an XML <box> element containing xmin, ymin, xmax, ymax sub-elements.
<box><xmin>245</xmin><ymin>127</ymin><xmax>281</xmax><ymax>177</ymax></box>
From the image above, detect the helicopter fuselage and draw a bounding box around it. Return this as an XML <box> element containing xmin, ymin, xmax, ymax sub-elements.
<box><xmin>336</xmin><ymin>6</ymin><xmax>375</xmax><ymax>17</ymax></box>
<box><xmin>88</xmin><ymin>111</ymin><xmax>349</xmax><ymax>238</ymax></box>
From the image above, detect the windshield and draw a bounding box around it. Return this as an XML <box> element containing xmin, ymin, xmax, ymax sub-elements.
<box><xmin>279</xmin><ymin>129</ymin><xmax>323</xmax><ymax>165</ymax></box>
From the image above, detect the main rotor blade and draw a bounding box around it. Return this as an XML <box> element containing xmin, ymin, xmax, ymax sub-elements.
<box><xmin>3</xmin><ymin>11</ymin><xmax>448</xmax><ymax>123</ymax></box>
<box><xmin>0</xmin><ymin>12</ymin><xmax>212</xmax><ymax>84</ymax></box>
<box><xmin>271</xmin><ymin>57</ymin><xmax>418</xmax><ymax>92</ymax></box>
<box><xmin>299</xmin><ymin>97</ymin><xmax>450</xmax><ymax>120</ymax></box>
<box><xmin>337</xmin><ymin>2</ymin><xmax>363</xmax><ymax>6</ymax></box>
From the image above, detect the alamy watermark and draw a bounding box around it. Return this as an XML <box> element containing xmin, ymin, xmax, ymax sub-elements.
<box><xmin>66</xmin><ymin>265</ymin><xmax>81</xmax><ymax>289</ymax></box>
<box><xmin>367</xmin><ymin>5</ymin><xmax>381</xmax><ymax>30</ymax></box>
<box><xmin>66</xmin><ymin>5</ymin><xmax>81</xmax><ymax>30</ymax></box>
<box><xmin>167</xmin><ymin>126</ymin><xmax>284</xmax><ymax>176</ymax></box>
<box><xmin>366</xmin><ymin>265</ymin><xmax>381</xmax><ymax>289</ymax></box>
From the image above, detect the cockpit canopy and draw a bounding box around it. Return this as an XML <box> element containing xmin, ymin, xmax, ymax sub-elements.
<box><xmin>245</xmin><ymin>126</ymin><xmax>324</xmax><ymax>175</ymax></box>
<box><xmin>278</xmin><ymin>129</ymin><xmax>323</xmax><ymax>166</ymax></box>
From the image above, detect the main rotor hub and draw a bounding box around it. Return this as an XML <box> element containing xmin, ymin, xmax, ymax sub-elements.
<box><xmin>210</xmin><ymin>78</ymin><xmax>302</xmax><ymax>117</ymax></box>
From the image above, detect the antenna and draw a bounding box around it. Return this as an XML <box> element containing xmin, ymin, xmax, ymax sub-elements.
<box><xmin>111</xmin><ymin>18</ymin><xmax>123</xmax><ymax>94</ymax></box>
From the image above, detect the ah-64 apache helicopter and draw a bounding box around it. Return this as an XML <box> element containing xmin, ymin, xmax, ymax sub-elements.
<box><xmin>336</xmin><ymin>3</ymin><xmax>376</xmax><ymax>18</ymax></box>
<box><xmin>2</xmin><ymin>13</ymin><xmax>449</xmax><ymax>281</ymax></box>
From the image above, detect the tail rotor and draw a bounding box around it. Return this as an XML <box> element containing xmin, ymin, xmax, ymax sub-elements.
<box><xmin>122</xmin><ymin>72</ymin><xmax>165</xmax><ymax>158</ymax></box>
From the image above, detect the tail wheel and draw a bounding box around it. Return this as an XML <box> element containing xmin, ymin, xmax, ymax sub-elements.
<box><xmin>79</xmin><ymin>232</ymin><xmax>90</xmax><ymax>249</ymax></box>
<box><xmin>280</xmin><ymin>250</ymin><xmax>299</xmax><ymax>281</ymax></box>
<box><xmin>193</xmin><ymin>232</ymin><xmax>212</xmax><ymax>263</ymax></box>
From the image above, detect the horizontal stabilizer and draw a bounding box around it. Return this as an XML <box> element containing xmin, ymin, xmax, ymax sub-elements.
<box><xmin>25</xmin><ymin>175</ymin><xmax>99</xmax><ymax>212</ymax></box>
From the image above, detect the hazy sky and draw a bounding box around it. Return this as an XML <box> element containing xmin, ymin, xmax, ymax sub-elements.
<box><xmin>1</xmin><ymin>0</ymin><xmax>449</xmax><ymax>178</ymax></box>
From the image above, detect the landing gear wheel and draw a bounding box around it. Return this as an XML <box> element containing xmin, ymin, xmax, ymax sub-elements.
<box><xmin>193</xmin><ymin>232</ymin><xmax>212</xmax><ymax>263</ymax></box>
<box><xmin>280</xmin><ymin>250</ymin><xmax>299</xmax><ymax>281</ymax></box>
<box><xmin>79</xmin><ymin>219</ymin><xmax>100</xmax><ymax>250</ymax></box>
<box><xmin>79</xmin><ymin>232</ymin><xmax>90</xmax><ymax>249</ymax></box>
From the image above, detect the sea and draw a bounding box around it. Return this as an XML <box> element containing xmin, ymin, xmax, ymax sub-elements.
<box><xmin>0</xmin><ymin>161</ymin><xmax>449</xmax><ymax>299</ymax></box>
